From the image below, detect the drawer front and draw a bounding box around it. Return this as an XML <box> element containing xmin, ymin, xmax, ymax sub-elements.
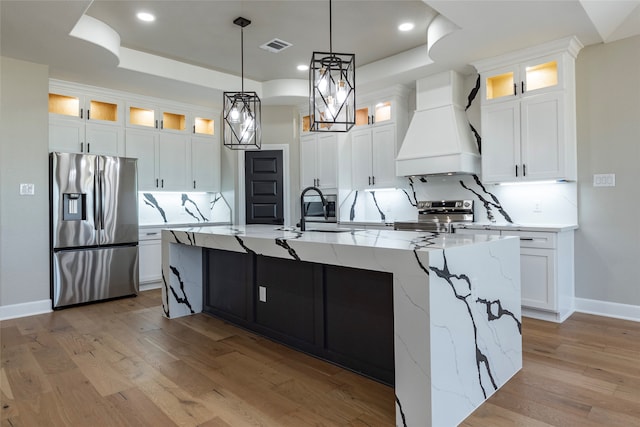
<box><xmin>501</xmin><ymin>230</ymin><xmax>556</xmax><ymax>249</ymax></box>
<box><xmin>139</xmin><ymin>228</ymin><xmax>162</xmax><ymax>241</ymax></box>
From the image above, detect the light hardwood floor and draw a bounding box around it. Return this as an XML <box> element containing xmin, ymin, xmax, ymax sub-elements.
<box><xmin>1</xmin><ymin>289</ymin><xmax>639</xmax><ymax>426</ymax></box>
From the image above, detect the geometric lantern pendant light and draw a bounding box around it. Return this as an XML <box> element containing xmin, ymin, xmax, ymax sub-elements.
<box><xmin>223</xmin><ymin>17</ymin><xmax>262</xmax><ymax>150</ymax></box>
<box><xmin>309</xmin><ymin>0</ymin><xmax>355</xmax><ymax>132</ymax></box>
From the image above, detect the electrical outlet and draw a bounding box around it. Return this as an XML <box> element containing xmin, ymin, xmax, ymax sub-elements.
<box><xmin>533</xmin><ymin>200</ymin><xmax>542</xmax><ymax>213</ymax></box>
<box><xmin>259</xmin><ymin>286</ymin><xmax>267</xmax><ymax>302</ymax></box>
<box><xmin>19</xmin><ymin>183</ymin><xmax>35</xmax><ymax>195</ymax></box>
<box><xmin>593</xmin><ymin>173</ymin><xmax>615</xmax><ymax>187</ymax></box>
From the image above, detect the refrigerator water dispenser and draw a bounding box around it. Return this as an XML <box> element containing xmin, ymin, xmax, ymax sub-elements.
<box><xmin>62</xmin><ymin>193</ymin><xmax>86</xmax><ymax>221</ymax></box>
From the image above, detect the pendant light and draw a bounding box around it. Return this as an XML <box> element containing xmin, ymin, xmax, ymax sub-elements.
<box><xmin>309</xmin><ymin>0</ymin><xmax>355</xmax><ymax>132</ymax></box>
<box><xmin>223</xmin><ymin>17</ymin><xmax>261</xmax><ymax>150</ymax></box>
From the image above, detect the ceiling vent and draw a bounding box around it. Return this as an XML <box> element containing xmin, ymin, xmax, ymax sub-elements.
<box><xmin>259</xmin><ymin>38</ymin><xmax>292</xmax><ymax>53</ymax></box>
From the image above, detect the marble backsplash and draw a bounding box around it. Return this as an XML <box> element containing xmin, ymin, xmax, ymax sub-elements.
<box><xmin>339</xmin><ymin>175</ymin><xmax>578</xmax><ymax>225</ymax></box>
<box><xmin>139</xmin><ymin>192</ymin><xmax>231</xmax><ymax>226</ymax></box>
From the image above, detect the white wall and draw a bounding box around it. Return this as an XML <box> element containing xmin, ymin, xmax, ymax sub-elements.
<box><xmin>0</xmin><ymin>57</ymin><xmax>50</xmax><ymax>309</ymax></box>
<box><xmin>575</xmin><ymin>35</ymin><xmax>640</xmax><ymax>306</ymax></box>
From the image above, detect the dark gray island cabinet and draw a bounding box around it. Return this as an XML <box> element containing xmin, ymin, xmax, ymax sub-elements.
<box><xmin>161</xmin><ymin>225</ymin><xmax>522</xmax><ymax>427</ymax></box>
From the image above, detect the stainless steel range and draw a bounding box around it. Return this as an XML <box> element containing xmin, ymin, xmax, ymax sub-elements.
<box><xmin>394</xmin><ymin>200</ymin><xmax>474</xmax><ymax>233</ymax></box>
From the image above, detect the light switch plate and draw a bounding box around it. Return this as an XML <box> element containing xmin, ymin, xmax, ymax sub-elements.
<box><xmin>19</xmin><ymin>183</ymin><xmax>35</xmax><ymax>195</ymax></box>
<box><xmin>259</xmin><ymin>286</ymin><xmax>267</xmax><ymax>302</ymax></box>
<box><xmin>593</xmin><ymin>173</ymin><xmax>615</xmax><ymax>187</ymax></box>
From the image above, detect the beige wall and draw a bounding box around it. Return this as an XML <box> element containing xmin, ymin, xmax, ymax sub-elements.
<box><xmin>575</xmin><ymin>35</ymin><xmax>640</xmax><ymax>305</ymax></box>
<box><xmin>0</xmin><ymin>57</ymin><xmax>50</xmax><ymax>307</ymax></box>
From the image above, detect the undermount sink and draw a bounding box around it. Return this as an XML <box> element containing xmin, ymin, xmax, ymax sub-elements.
<box><xmin>305</xmin><ymin>228</ymin><xmax>363</xmax><ymax>233</ymax></box>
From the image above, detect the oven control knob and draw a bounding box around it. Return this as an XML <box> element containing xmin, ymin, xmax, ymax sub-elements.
<box><xmin>463</xmin><ymin>201</ymin><xmax>471</xmax><ymax>208</ymax></box>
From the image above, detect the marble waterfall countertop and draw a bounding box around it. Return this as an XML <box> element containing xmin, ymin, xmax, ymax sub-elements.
<box><xmin>161</xmin><ymin>225</ymin><xmax>522</xmax><ymax>427</ymax></box>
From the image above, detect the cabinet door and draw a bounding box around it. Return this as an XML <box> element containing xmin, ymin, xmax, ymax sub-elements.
<box><xmin>86</xmin><ymin>95</ymin><xmax>121</xmax><ymax>125</ymax></box>
<box><xmin>125</xmin><ymin>129</ymin><xmax>159</xmax><ymax>190</ymax></box>
<box><xmin>520</xmin><ymin>247</ymin><xmax>555</xmax><ymax>310</ymax></box>
<box><xmin>191</xmin><ymin>136</ymin><xmax>220</xmax><ymax>191</ymax></box>
<box><xmin>481</xmin><ymin>65</ymin><xmax>519</xmax><ymax>104</ymax></box>
<box><xmin>316</xmin><ymin>133</ymin><xmax>338</xmax><ymax>189</ymax></box>
<box><xmin>126</xmin><ymin>102</ymin><xmax>157</xmax><ymax>129</ymax></box>
<box><xmin>204</xmin><ymin>248</ymin><xmax>253</xmax><ymax>321</ymax></box>
<box><xmin>85</xmin><ymin>123</ymin><xmax>124</xmax><ymax>156</ymax></box>
<box><xmin>351</xmin><ymin>129</ymin><xmax>373</xmax><ymax>189</ymax></box>
<box><xmin>158</xmin><ymin>134</ymin><xmax>189</xmax><ymax>190</ymax></box>
<box><xmin>481</xmin><ymin>100</ymin><xmax>521</xmax><ymax>183</ymax></box>
<box><xmin>371</xmin><ymin>124</ymin><xmax>397</xmax><ymax>188</ymax></box>
<box><xmin>300</xmin><ymin>134</ymin><xmax>318</xmax><ymax>188</ymax></box>
<box><xmin>139</xmin><ymin>239</ymin><xmax>162</xmax><ymax>283</ymax></box>
<box><xmin>49</xmin><ymin>118</ymin><xmax>83</xmax><ymax>153</ymax></box>
<box><xmin>520</xmin><ymin>92</ymin><xmax>565</xmax><ymax>181</ymax></box>
<box><xmin>522</xmin><ymin>54</ymin><xmax>562</xmax><ymax>96</ymax></box>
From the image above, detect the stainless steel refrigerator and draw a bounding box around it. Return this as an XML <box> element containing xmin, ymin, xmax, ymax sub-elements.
<box><xmin>50</xmin><ymin>152</ymin><xmax>139</xmax><ymax>309</ymax></box>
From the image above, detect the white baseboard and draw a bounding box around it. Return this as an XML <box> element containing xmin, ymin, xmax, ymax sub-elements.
<box><xmin>574</xmin><ymin>297</ymin><xmax>640</xmax><ymax>323</ymax></box>
<box><xmin>140</xmin><ymin>282</ymin><xmax>162</xmax><ymax>292</ymax></box>
<box><xmin>0</xmin><ymin>299</ymin><xmax>52</xmax><ymax>321</ymax></box>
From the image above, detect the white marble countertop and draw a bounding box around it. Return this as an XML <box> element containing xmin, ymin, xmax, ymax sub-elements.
<box><xmin>453</xmin><ymin>222</ymin><xmax>578</xmax><ymax>232</ymax></box>
<box><xmin>166</xmin><ymin>224</ymin><xmax>510</xmax><ymax>252</ymax></box>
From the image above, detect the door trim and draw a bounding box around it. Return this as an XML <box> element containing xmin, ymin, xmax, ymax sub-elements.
<box><xmin>237</xmin><ymin>144</ymin><xmax>290</xmax><ymax>226</ymax></box>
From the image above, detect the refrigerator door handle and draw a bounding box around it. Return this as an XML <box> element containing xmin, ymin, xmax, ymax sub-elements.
<box><xmin>93</xmin><ymin>172</ymin><xmax>99</xmax><ymax>230</ymax></box>
<box><xmin>99</xmin><ymin>170</ymin><xmax>105</xmax><ymax>230</ymax></box>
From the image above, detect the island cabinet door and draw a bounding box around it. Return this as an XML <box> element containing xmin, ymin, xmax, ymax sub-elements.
<box><xmin>324</xmin><ymin>265</ymin><xmax>395</xmax><ymax>385</ymax></box>
<box><xmin>203</xmin><ymin>248</ymin><xmax>254</xmax><ymax>323</ymax></box>
<box><xmin>255</xmin><ymin>256</ymin><xmax>323</xmax><ymax>349</ymax></box>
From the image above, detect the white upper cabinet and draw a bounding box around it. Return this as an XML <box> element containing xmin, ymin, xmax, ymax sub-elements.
<box><xmin>191</xmin><ymin>135</ymin><xmax>221</xmax><ymax>192</ymax></box>
<box><xmin>351</xmin><ymin>123</ymin><xmax>399</xmax><ymax>189</ymax></box>
<box><xmin>126</xmin><ymin>100</ymin><xmax>190</xmax><ymax>134</ymax></box>
<box><xmin>49</xmin><ymin>82</ymin><xmax>124</xmax><ymax>155</ymax></box>
<box><xmin>473</xmin><ymin>36</ymin><xmax>582</xmax><ymax>184</ymax></box>
<box><xmin>300</xmin><ymin>133</ymin><xmax>338</xmax><ymax>191</ymax></box>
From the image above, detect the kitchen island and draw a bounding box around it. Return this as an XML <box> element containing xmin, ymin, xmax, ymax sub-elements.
<box><xmin>161</xmin><ymin>225</ymin><xmax>522</xmax><ymax>427</ymax></box>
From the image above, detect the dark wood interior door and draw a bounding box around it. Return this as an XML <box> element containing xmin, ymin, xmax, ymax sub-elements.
<box><xmin>245</xmin><ymin>150</ymin><xmax>284</xmax><ymax>225</ymax></box>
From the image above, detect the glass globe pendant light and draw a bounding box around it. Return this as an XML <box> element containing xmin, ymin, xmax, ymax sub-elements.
<box><xmin>309</xmin><ymin>0</ymin><xmax>355</xmax><ymax>132</ymax></box>
<box><xmin>223</xmin><ymin>17</ymin><xmax>261</xmax><ymax>149</ymax></box>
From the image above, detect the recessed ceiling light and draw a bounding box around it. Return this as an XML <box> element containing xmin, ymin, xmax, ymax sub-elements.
<box><xmin>136</xmin><ymin>12</ymin><xmax>155</xmax><ymax>22</ymax></box>
<box><xmin>398</xmin><ymin>22</ymin><xmax>414</xmax><ymax>32</ymax></box>
<box><xmin>297</xmin><ymin>64</ymin><xmax>309</xmax><ymax>71</ymax></box>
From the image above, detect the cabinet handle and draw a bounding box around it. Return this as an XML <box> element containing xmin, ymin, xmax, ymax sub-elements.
<box><xmin>513</xmin><ymin>83</ymin><xmax>517</xmax><ymax>96</ymax></box>
<box><xmin>193</xmin><ymin>125</ymin><xmax>196</xmax><ymax>133</ymax></box>
<box><xmin>160</xmin><ymin>120</ymin><xmax>164</xmax><ymax>130</ymax></box>
<box><xmin>515</xmin><ymin>165</ymin><xmax>518</xmax><ymax>177</ymax></box>
<box><xmin>368</xmin><ymin>176</ymin><xmax>371</xmax><ymax>185</ymax></box>
<box><xmin>316</xmin><ymin>178</ymin><xmax>320</xmax><ymax>186</ymax></box>
<box><xmin>520</xmin><ymin>237</ymin><xmax>534</xmax><ymax>241</ymax></box>
<box><xmin>193</xmin><ymin>180</ymin><xmax>196</xmax><ymax>189</ymax></box>
<box><xmin>523</xmin><ymin>164</ymin><xmax>526</xmax><ymax>176</ymax></box>
<box><xmin>368</xmin><ymin>116</ymin><xmax>371</xmax><ymax>125</ymax></box>
<box><xmin>87</xmin><ymin>109</ymin><xmax>90</xmax><ymax>120</ymax></box>
<box><xmin>372</xmin><ymin>176</ymin><xmax>375</xmax><ymax>185</ymax></box>
<box><xmin>80</xmin><ymin>108</ymin><xmax>83</xmax><ymax>119</ymax></box>
<box><xmin>155</xmin><ymin>119</ymin><xmax>158</xmax><ymax>128</ymax></box>
<box><xmin>522</xmin><ymin>81</ymin><xmax>525</xmax><ymax>94</ymax></box>
<box><xmin>156</xmin><ymin>178</ymin><xmax>159</xmax><ymax>188</ymax></box>
<box><xmin>80</xmin><ymin>142</ymin><xmax>84</xmax><ymax>153</ymax></box>
<box><xmin>87</xmin><ymin>143</ymin><xmax>90</xmax><ymax>153</ymax></box>
<box><xmin>146</xmin><ymin>232</ymin><xmax>159</xmax><ymax>236</ymax></box>
<box><xmin>161</xmin><ymin>179</ymin><xmax>164</xmax><ymax>188</ymax></box>
<box><xmin>372</xmin><ymin>115</ymin><xmax>375</xmax><ymax>124</ymax></box>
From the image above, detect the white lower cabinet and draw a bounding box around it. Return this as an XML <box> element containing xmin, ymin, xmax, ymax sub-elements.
<box><xmin>455</xmin><ymin>227</ymin><xmax>574</xmax><ymax>322</ymax></box>
<box><xmin>139</xmin><ymin>230</ymin><xmax>162</xmax><ymax>285</ymax></box>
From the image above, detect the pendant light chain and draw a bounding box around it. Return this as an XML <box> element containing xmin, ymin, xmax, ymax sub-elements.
<box><xmin>329</xmin><ymin>0</ymin><xmax>332</xmax><ymax>54</ymax></box>
<box><xmin>241</xmin><ymin>25</ymin><xmax>244</xmax><ymax>93</ymax></box>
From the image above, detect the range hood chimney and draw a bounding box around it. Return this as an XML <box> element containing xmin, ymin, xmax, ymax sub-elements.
<box><xmin>396</xmin><ymin>70</ymin><xmax>480</xmax><ymax>177</ymax></box>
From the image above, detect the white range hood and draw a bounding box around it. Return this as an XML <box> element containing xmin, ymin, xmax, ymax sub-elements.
<box><xmin>396</xmin><ymin>70</ymin><xmax>480</xmax><ymax>177</ymax></box>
